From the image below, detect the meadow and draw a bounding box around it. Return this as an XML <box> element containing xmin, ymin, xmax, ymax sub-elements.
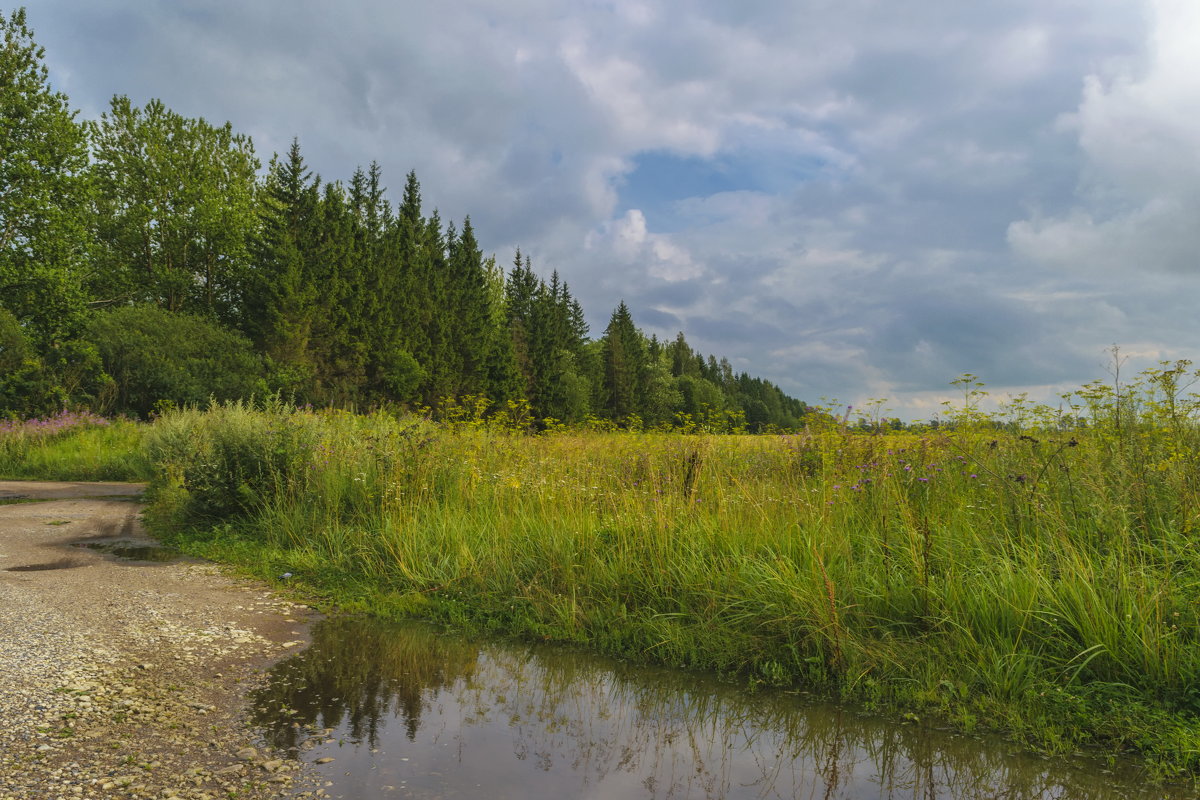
<box><xmin>0</xmin><ymin>410</ymin><xmax>149</xmax><ymax>481</ymax></box>
<box><xmin>5</xmin><ymin>368</ymin><xmax>1200</xmax><ymax>780</ymax></box>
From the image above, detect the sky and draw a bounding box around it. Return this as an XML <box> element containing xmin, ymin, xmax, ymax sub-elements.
<box><xmin>26</xmin><ymin>0</ymin><xmax>1200</xmax><ymax>419</ymax></box>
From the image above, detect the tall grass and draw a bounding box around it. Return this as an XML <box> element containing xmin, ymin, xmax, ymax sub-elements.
<box><xmin>140</xmin><ymin>381</ymin><xmax>1200</xmax><ymax>780</ymax></box>
<box><xmin>0</xmin><ymin>411</ymin><xmax>150</xmax><ymax>481</ymax></box>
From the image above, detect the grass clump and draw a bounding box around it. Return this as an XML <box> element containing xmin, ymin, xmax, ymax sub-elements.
<box><xmin>138</xmin><ymin>370</ymin><xmax>1200</xmax><ymax>782</ymax></box>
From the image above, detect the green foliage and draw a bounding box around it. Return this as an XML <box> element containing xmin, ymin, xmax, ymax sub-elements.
<box><xmin>600</xmin><ymin>301</ymin><xmax>646</xmax><ymax>421</ymax></box>
<box><xmin>243</xmin><ymin>139</ymin><xmax>319</xmax><ymax>383</ymax></box>
<box><xmin>380</xmin><ymin>346</ymin><xmax>427</xmax><ymax>401</ymax></box>
<box><xmin>0</xmin><ymin>411</ymin><xmax>148</xmax><ymax>480</ymax></box>
<box><xmin>86</xmin><ymin>305</ymin><xmax>263</xmax><ymax>417</ymax></box>
<box><xmin>89</xmin><ymin>95</ymin><xmax>259</xmax><ymax>317</ymax></box>
<box><xmin>0</xmin><ymin>308</ymin><xmax>64</xmax><ymax>416</ymax></box>
<box><xmin>0</xmin><ymin>311</ymin><xmax>112</xmax><ymax>418</ymax></box>
<box><xmin>0</xmin><ymin>15</ymin><xmax>811</xmax><ymax>427</ymax></box>
<box><xmin>142</xmin><ymin>399</ymin><xmax>319</xmax><ymax>521</ymax></box>
<box><xmin>0</xmin><ymin>7</ymin><xmax>92</xmax><ymax>348</ymax></box>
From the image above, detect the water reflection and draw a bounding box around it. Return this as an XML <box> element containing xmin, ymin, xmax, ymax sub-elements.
<box><xmin>250</xmin><ymin>618</ymin><xmax>1186</xmax><ymax>799</ymax></box>
<box><xmin>75</xmin><ymin>541</ymin><xmax>179</xmax><ymax>562</ymax></box>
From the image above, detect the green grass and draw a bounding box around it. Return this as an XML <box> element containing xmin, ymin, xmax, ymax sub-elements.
<box><xmin>134</xmin><ymin>395</ymin><xmax>1200</xmax><ymax>782</ymax></box>
<box><xmin>0</xmin><ymin>416</ymin><xmax>150</xmax><ymax>481</ymax></box>
<box><xmin>8</xmin><ymin>375</ymin><xmax>1200</xmax><ymax>781</ymax></box>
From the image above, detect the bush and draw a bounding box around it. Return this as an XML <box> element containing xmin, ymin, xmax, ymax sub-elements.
<box><xmin>143</xmin><ymin>399</ymin><xmax>318</xmax><ymax>521</ymax></box>
<box><xmin>87</xmin><ymin>305</ymin><xmax>264</xmax><ymax>417</ymax></box>
<box><xmin>0</xmin><ymin>308</ymin><xmax>66</xmax><ymax>417</ymax></box>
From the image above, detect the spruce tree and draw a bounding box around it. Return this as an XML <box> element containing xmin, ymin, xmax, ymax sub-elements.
<box><xmin>599</xmin><ymin>301</ymin><xmax>646</xmax><ymax>421</ymax></box>
<box><xmin>311</xmin><ymin>180</ymin><xmax>367</xmax><ymax>405</ymax></box>
<box><xmin>481</xmin><ymin>256</ymin><xmax>522</xmax><ymax>405</ymax></box>
<box><xmin>504</xmin><ymin>250</ymin><xmax>540</xmax><ymax>400</ymax></box>
<box><xmin>244</xmin><ymin>139</ymin><xmax>319</xmax><ymax>393</ymax></box>
<box><xmin>445</xmin><ymin>217</ymin><xmax>491</xmax><ymax>397</ymax></box>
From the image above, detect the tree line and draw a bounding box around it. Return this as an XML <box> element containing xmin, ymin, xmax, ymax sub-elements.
<box><xmin>0</xmin><ymin>8</ymin><xmax>808</xmax><ymax>430</ymax></box>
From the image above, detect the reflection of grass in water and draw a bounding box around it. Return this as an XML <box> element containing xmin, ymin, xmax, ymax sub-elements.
<box><xmin>76</xmin><ymin>542</ymin><xmax>178</xmax><ymax>562</ymax></box>
<box><xmin>250</xmin><ymin>617</ymin><xmax>479</xmax><ymax>750</ymax></box>
<box><xmin>252</xmin><ymin>618</ymin><xmax>1161</xmax><ymax>799</ymax></box>
<box><xmin>474</xmin><ymin>646</ymin><xmax>1145</xmax><ymax>800</ymax></box>
<box><xmin>0</xmin><ymin>496</ymin><xmax>49</xmax><ymax>505</ymax></box>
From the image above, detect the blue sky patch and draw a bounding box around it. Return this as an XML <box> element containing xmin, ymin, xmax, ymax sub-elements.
<box><xmin>618</xmin><ymin>149</ymin><xmax>824</xmax><ymax>230</ymax></box>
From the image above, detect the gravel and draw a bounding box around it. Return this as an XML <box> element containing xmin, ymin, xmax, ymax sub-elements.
<box><xmin>0</xmin><ymin>481</ymin><xmax>329</xmax><ymax>800</ymax></box>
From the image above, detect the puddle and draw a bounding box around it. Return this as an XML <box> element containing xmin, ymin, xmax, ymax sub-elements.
<box><xmin>6</xmin><ymin>557</ymin><xmax>84</xmax><ymax>571</ymax></box>
<box><xmin>0</xmin><ymin>494</ymin><xmax>40</xmax><ymax>505</ymax></box>
<box><xmin>74</xmin><ymin>540</ymin><xmax>180</xmax><ymax>563</ymax></box>
<box><xmin>251</xmin><ymin>617</ymin><xmax>1191</xmax><ymax>799</ymax></box>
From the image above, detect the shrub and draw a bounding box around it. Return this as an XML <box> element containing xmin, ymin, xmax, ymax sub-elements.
<box><xmin>0</xmin><ymin>308</ymin><xmax>66</xmax><ymax>417</ymax></box>
<box><xmin>87</xmin><ymin>305</ymin><xmax>264</xmax><ymax>417</ymax></box>
<box><xmin>143</xmin><ymin>399</ymin><xmax>318</xmax><ymax>521</ymax></box>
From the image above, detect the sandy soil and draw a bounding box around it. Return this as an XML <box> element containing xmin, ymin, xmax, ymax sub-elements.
<box><xmin>0</xmin><ymin>481</ymin><xmax>327</xmax><ymax>800</ymax></box>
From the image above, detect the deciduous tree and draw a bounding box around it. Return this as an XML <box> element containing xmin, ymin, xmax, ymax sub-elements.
<box><xmin>0</xmin><ymin>8</ymin><xmax>92</xmax><ymax>348</ymax></box>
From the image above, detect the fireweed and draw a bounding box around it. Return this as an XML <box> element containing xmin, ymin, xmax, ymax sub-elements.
<box><xmin>0</xmin><ymin>410</ymin><xmax>148</xmax><ymax>481</ymax></box>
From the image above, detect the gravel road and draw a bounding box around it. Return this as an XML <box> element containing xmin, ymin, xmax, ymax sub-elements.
<box><xmin>0</xmin><ymin>481</ymin><xmax>327</xmax><ymax>800</ymax></box>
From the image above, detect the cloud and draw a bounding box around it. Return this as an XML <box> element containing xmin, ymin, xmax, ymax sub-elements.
<box><xmin>1009</xmin><ymin>0</ymin><xmax>1200</xmax><ymax>274</ymax></box>
<box><xmin>29</xmin><ymin>0</ymin><xmax>1199</xmax><ymax>419</ymax></box>
<box><xmin>587</xmin><ymin>209</ymin><xmax>704</xmax><ymax>283</ymax></box>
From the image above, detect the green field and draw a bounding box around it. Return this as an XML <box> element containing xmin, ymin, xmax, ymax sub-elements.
<box><xmin>5</xmin><ymin>385</ymin><xmax>1200</xmax><ymax>781</ymax></box>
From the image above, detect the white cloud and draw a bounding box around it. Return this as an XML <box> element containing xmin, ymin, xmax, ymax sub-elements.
<box><xmin>984</xmin><ymin>25</ymin><xmax>1051</xmax><ymax>84</ymax></box>
<box><xmin>586</xmin><ymin>209</ymin><xmax>703</xmax><ymax>282</ymax></box>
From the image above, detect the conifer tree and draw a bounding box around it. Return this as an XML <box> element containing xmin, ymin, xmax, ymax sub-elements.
<box><xmin>504</xmin><ymin>250</ymin><xmax>540</xmax><ymax>399</ymax></box>
<box><xmin>599</xmin><ymin>301</ymin><xmax>646</xmax><ymax>421</ymax></box>
<box><xmin>480</xmin><ymin>254</ymin><xmax>523</xmax><ymax>406</ymax></box>
<box><xmin>244</xmin><ymin>139</ymin><xmax>319</xmax><ymax>391</ymax></box>
<box><xmin>376</xmin><ymin>169</ymin><xmax>431</xmax><ymax>403</ymax></box>
<box><xmin>311</xmin><ymin>180</ymin><xmax>367</xmax><ymax>404</ymax></box>
<box><xmin>445</xmin><ymin>217</ymin><xmax>492</xmax><ymax>397</ymax></box>
<box><xmin>420</xmin><ymin>209</ymin><xmax>452</xmax><ymax>404</ymax></box>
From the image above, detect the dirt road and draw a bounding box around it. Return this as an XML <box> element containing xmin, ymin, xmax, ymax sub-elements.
<box><xmin>0</xmin><ymin>481</ymin><xmax>323</xmax><ymax>799</ymax></box>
